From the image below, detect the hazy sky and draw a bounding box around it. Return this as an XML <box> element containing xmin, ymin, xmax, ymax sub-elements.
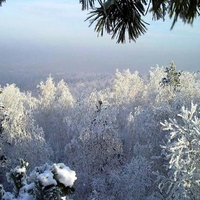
<box><xmin>0</xmin><ymin>0</ymin><xmax>200</xmax><ymax>74</ymax></box>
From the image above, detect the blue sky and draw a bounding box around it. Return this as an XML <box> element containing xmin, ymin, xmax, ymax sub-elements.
<box><xmin>0</xmin><ymin>0</ymin><xmax>199</xmax><ymax>74</ymax></box>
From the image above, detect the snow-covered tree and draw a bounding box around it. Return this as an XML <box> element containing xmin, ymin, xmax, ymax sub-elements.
<box><xmin>1</xmin><ymin>65</ymin><xmax>200</xmax><ymax>199</ymax></box>
<box><xmin>89</xmin><ymin>156</ymin><xmax>153</xmax><ymax>200</ymax></box>
<box><xmin>34</xmin><ymin>76</ymin><xmax>75</xmax><ymax>162</ymax></box>
<box><xmin>109</xmin><ymin>69</ymin><xmax>144</xmax><ymax>105</ymax></box>
<box><xmin>159</xmin><ymin>102</ymin><xmax>200</xmax><ymax>199</ymax></box>
<box><xmin>65</xmin><ymin>100</ymin><xmax>123</xmax><ymax>199</ymax></box>
<box><xmin>178</xmin><ymin>71</ymin><xmax>200</xmax><ymax>106</ymax></box>
<box><xmin>0</xmin><ymin>84</ymin><xmax>51</xmax><ymax>169</ymax></box>
<box><xmin>160</xmin><ymin>62</ymin><xmax>181</xmax><ymax>92</ymax></box>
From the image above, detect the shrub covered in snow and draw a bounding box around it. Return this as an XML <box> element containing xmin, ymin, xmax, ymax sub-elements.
<box><xmin>0</xmin><ymin>159</ymin><xmax>77</xmax><ymax>200</ymax></box>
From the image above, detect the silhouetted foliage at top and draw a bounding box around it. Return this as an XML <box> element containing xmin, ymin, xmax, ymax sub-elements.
<box><xmin>81</xmin><ymin>0</ymin><xmax>200</xmax><ymax>43</ymax></box>
<box><xmin>1</xmin><ymin>0</ymin><xmax>199</xmax><ymax>43</ymax></box>
<box><xmin>0</xmin><ymin>0</ymin><xmax>5</xmax><ymax>6</ymax></box>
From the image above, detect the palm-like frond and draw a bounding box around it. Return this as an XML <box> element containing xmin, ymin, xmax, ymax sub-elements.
<box><xmin>150</xmin><ymin>0</ymin><xmax>168</xmax><ymax>20</ymax></box>
<box><xmin>80</xmin><ymin>0</ymin><xmax>96</xmax><ymax>10</ymax></box>
<box><xmin>86</xmin><ymin>0</ymin><xmax>148</xmax><ymax>43</ymax></box>
<box><xmin>150</xmin><ymin>0</ymin><xmax>200</xmax><ymax>29</ymax></box>
<box><xmin>168</xmin><ymin>0</ymin><xmax>200</xmax><ymax>29</ymax></box>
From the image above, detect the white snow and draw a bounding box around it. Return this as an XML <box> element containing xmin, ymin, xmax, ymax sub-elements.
<box><xmin>14</xmin><ymin>166</ymin><xmax>27</xmax><ymax>174</ymax></box>
<box><xmin>18</xmin><ymin>193</ymin><xmax>34</xmax><ymax>200</ymax></box>
<box><xmin>53</xmin><ymin>163</ymin><xmax>77</xmax><ymax>187</ymax></box>
<box><xmin>21</xmin><ymin>183</ymin><xmax>35</xmax><ymax>193</ymax></box>
<box><xmin>38</xmin><ymin>170</ymin><xmax>57</xmax><ymax>187</ymax></box>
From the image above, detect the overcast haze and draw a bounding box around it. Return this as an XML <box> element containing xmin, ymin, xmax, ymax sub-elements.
<box><xmin>0</xmin><ymin>0</ymin><xmax>200</xmax><ymax>75</ymax></box>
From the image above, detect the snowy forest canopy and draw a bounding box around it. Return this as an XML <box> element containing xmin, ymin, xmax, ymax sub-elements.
<box><xmin>1</xmin><ymin>62</ymin><xmax>200</xmax><ymax>199</ymax></box>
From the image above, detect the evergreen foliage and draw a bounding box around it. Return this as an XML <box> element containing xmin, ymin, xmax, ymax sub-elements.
<box><xmin>6</xmin><ymin>159</ymin><xmax>28</xmax><ymax>197</ymax></box>
<box><xmin>0</xmin><ymin>160</ymin><xmax>76</xmax><ymax>200</ymax></box>
<box><xmin>81</xmin><ymin>0</ymin><xmax>200</xmax><ymax>43</ymax></box>
<box><xmin>160</xmin><ymin>62</ymin><xmax>181</xmax><ymax>92</ymax></box>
